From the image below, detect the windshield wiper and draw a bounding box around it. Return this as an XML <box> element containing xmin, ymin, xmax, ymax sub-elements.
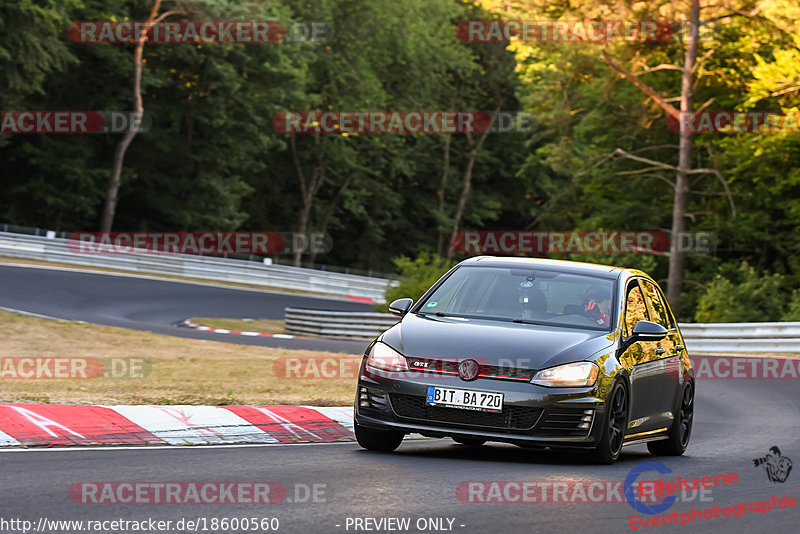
<box><xmin>418</xmin><ymin>311</ymin><xmax>477</xmax><ymax>320</ymax></box>
<box><xmin>512</xmin><ymin>318</ymin><xmax>546</xmax><ymax>325</ymax></box>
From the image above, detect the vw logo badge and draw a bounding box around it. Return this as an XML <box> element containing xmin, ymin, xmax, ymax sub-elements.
<box><xmin>458</xmin><ymin>359</ymin><xmax>480</xmax><ymax>381</ymax></box>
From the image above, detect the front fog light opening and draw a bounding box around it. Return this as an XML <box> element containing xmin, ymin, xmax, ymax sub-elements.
<box><xmin>578</xmin><ymin>409</ymin><xmax>594</xmax><ymax>429</ymax></box>
<box><xmin>359</xmin><ymin>387</ymin><xmax>370</xmax><ymax>408</ymax></box>
<box><xmin>359</xmin><ymin>386</ymin><xmax>388</xmax><ymax>409</ymax></box>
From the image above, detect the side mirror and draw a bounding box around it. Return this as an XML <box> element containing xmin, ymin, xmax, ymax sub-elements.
<box><xmin>388</xmin><ymin>298</ymin><xmax>414</xmax><ymax>317</ymax></box>
<box><xmin>622</xmin><ymin>320</ymin><xmax>668</xmax><ymax>351</ymax></box>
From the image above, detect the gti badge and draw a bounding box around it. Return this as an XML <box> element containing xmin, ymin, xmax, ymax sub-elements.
<box><xmin>458</xmin><ymin>359</ymin><xmax>479</xmax><ymax>381</ymax></box>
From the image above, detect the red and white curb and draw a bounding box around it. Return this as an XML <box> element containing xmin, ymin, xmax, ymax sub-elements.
<box><xmin>177</xmin><ymin>319</ymin><xmax>300</xmax><ymax>339</ymax></box>
<box><xmin>0</xmin><ymin>404</ymin><xmax>355</xmax><ymax>447</ymax></box>
<box><xmin>346</xmin><ymin>296</ymin><xmax>376</xmax><ymax>303</ymax></box>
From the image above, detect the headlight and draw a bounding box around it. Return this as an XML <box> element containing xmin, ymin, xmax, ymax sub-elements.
<box><xmin>531</xmin><ymin>362</ymin><xmax>599</xmax><ymax>387</ymax></box>
<box><xmin>366</xmin><ymin>342</ymin><xmax>408</xmax><ymax>372</ymax></box>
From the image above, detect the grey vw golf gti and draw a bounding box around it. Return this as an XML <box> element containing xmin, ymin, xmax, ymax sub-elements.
<box><xmin>354</xmin><ymin>257</ymin><xmax>695</xmax><ymax>464</ymax></box>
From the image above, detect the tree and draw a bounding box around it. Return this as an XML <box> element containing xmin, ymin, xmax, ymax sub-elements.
<box><xmin>0</xmin><ymin>0</ymin><xmax>80</xmax><ymax>105</ymax></box>
<box><xmin>282</xmin><ymin>0</ymin><xmax>484</xmax><ymax>266</ymax></box>
<box><xmin>598</xmin><ymin>0</ymin><xmax>755</xmax><ymax>314</ymax></box>
<box><xmin>99</xmin><ymin>0</ymin><xmax>185</xmax><ymax>231</ymax></box>
<box><xmin>445</xmin><ymin>105</ymin><xmax>501</xmax><ymax>261</ymax></box>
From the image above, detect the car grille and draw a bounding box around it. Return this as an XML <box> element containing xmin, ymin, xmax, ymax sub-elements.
<box><xmin>535</xmin><ymin>408</ymin><xmax>595</xmax><ymax>437</ymax></box>
<box><xmin>406</xmin><ymin>358</ymin><xmax>534</xmax><ymax>381</ymax></box>
<box><xmin>389</xmin><ymin>393</ymin><xmax>542</xmax><ymax>431</ymax></box>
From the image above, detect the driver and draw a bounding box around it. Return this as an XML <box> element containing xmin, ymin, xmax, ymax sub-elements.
<box><xmin>584</xmin><ymin>288</ymin><xmax>612</xmax><ymax>327</ymax></box>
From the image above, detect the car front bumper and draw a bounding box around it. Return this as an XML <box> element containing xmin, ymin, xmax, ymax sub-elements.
<box><xmin>355</xmin><ymin>368</ymin><xmax>614</xmax><ymax>449</ymax></box>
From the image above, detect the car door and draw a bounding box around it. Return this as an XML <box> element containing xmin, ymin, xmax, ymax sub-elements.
<box><xmin>619</xmin><ymin>279</ymin><xmax>664</xmax><ymax>434</ymax></box>
<box><xmin>640</xmin><ymin>279</ymin><xmax>684</xmax><ymax>419</ymax></box>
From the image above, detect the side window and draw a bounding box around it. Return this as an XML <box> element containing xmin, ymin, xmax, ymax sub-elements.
<box><xmin>640</xmin><ymin>280</ymin><xmax>671</xmax><ymax>328</ymax></box>
<box><xmin>624</xmin><ymin>281</ymin><xmax>649</xmax><ymax>337</ymax></box>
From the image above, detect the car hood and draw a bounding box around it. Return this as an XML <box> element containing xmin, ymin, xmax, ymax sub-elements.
<box><xmin>380</xmin><ymin>313</ymin><xmax>615</xmax><ymax>370</ymax></box>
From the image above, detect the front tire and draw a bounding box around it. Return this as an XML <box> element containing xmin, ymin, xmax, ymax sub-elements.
<box><xmin>590</xmin><ymin>381</ymin><xmax>629</xmax><ymax>465</ymax></box>
<box><xmin>354</xmin><ymin>421</ymin><xmax>404</xmax><ymax>452</ymax></box>
<box><xmin>647</xmin><ymin>382</ymin><xmax>694</xmax><ymax>456</ymax></box>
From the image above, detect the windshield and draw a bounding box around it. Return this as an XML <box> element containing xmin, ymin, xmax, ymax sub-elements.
<box><xmin>418</xmin><ymin>266</ymin><xmax>616</xmax><ymax>331</ymax></box>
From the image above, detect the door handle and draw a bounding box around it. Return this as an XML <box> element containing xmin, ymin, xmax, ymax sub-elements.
<box><xmin>655</xmin><ymin>348</ymin><xmax>666</xmax><ymax>355</ymax></box>
<box><xmin>675</xmin><ymin>345</ymin><xmax>684</xmax><ymax>352</ymax></box>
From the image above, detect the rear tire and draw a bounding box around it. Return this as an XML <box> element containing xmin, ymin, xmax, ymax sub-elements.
<box><xmin>647</xmin><ymin>382</ymin><xmax>694</xmax><ymax>456</ymax></box>
<box><xmin>590</xmin><ymin>381</ymin><xmax>629</xmax><ymax>465</ymax></box>
<box><xmin>452</xmin><ymin>437</ymin><xmax>486</xmax><ymax>446</ymax></box>
<box><xmin>354</xmin><ymin>421</ymin><xmax>404</xmax><ymax>452</ymax></box>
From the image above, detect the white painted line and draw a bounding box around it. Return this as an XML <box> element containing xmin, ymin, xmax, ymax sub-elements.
<box><xmin>0</xmin><ymin>436</ymin><xmax>444</xmax><ymax>453</ymax></box>
<box><xmin>0</xmin><ymin>306</ymin><xmax>61</xmax><ymax>321</ymax></box>
<box><xmin>180</xmin><ymin>322</ymin><xmax>298</xmax><ymax>339</ymax></box>
<box><xmin>0</xmin><ymin>440</ymin><xmax>364</xmax><ymax>453</ymax></box>
<box><xmin>108</xmin><ymin>405</ymin><xmax>278</xmax><ymax>445</ymax></box>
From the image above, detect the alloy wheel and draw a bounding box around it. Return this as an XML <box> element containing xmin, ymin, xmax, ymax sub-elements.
<box><xmin>679</xmin><ymin>384</ymin><xmax>694</xmax><ymax>446</ymax></box>
<box><xmin>608</xmin><ymin>385</ymin><xmax>627</xmax><ymax>454</ymax></box>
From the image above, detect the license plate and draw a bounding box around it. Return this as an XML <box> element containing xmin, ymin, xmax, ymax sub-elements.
<box><xmin>426</xmin><ymin>386</ymin><xmax>503</xmax><ymax>413</ymax></box>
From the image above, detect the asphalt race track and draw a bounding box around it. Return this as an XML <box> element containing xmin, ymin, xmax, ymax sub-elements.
<box><xmin>0</xmin><ymin>264</ymin><xmax>372</xmax><ymax>354</ymax></box>
<box><xmin>1</xmin><ymin>379</ymin><xmax>798</xmax><ymax>534</ymax></box>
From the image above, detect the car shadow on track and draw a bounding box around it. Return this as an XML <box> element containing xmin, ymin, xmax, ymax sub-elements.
<box><xmin>357</xmin><ymin>439</ymin><xmax>655</xmax><ymax>467</ymax></box>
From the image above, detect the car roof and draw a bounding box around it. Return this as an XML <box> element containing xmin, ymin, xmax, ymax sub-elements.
<box><xmin>459</xmin><ymin>256</ymin><xmax>625</xmax><ymax>280</ymax></box>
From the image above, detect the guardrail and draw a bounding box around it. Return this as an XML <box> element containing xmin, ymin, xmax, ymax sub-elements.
<box><xmin>678</xmin><ymin>322</ymin><xmax>800</xmax><ymax>353</ymax></box>
<box><xmin>0</xmin><ymin>232</ymin><xmax>395</xmax><ymax>302</ymax></box>
<box><xmin>283</xmin><ymin>309</ymin><xmax>800</xmax><ymax>353</ymax></box>
<box><xmin>284</xmin><ymin>308</ymin><xmax>399</xmax><ymax>340</ymax></box>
